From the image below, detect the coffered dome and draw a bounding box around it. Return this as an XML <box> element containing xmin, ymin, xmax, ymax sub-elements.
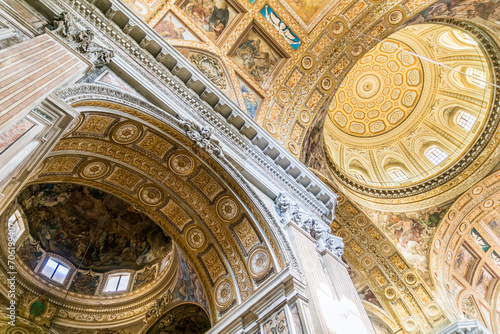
<box><xmin>330</xmin><ymin>37</ymin><xmax>424</xmax><ymax>137</ymax></box>
<box><xmin>324</xmin><ymin>23</ymin><xmax>494</xmax><ymax>208</ymax></box>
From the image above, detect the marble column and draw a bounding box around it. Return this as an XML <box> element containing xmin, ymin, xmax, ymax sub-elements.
<box><xmin>283</xmin><ymin>221</ymin><xmax>376</xmax><ymax>334</ymax></box>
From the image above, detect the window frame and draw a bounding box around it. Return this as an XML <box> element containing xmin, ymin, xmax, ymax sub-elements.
<box><xmin>102</xmin><ymin>272</ymin><xmax>132</xmax><ymax>294</ymax></box>
<box><xmin>465</xmin><ymin>68</ymin><xmax>486</xmax><ymax>88</ymax></box>
<box><xmin>454</xmin><ymin>110</ymin><xmax>477</xmax><ymax>132</ymax></box>
<box><xmin>7</xmin><ymin>209</ymin><xmax>25</xmax><ymax>245</ymax></box>
<box><xmin>387</xmin><ymin>168</ymin><xmax>408</xmax><ymax>183</ymax></box>
<box><xmin>425</xmin><ymin>146</ymin><xmax>448</xmax><ymax>165</ymax></box>
<box><xmin>350</xmin><ymin>171</ymin><xmax>367</xmax><ymax>183</ymax></box>
<box><xmin>40</xmin><ymin>257</ymin><xmax>71</xmax><ymax>285</ymax></box>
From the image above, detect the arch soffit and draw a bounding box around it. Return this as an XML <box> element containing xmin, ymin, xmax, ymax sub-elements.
<box><xmin>24</xmin><ymin>91</ymin><xmax>293</xmax><ymax>322</ymax></box>
<box><xmin>58</xmin><ymin>85</ymin><xmax>296</xmax><ymax>277</ymax></box>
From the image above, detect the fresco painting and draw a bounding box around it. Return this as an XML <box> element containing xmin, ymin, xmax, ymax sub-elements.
<box><xmin>484</xmin><ymin>213</ymin><xmax>500</xmax><ymax>239</ymax></box>
<box><xmin>0</xmin><ymin>118</ymin><xmax>35</xmax><ymax>154</ymax></box>
<box><xmin>17</xmin><ymin>183</ymin><xmax>172</xmax><ymax>272</ymax></box>
<box><xmin>454</xmin><ymin>245</ymin><xmax>476</xmax><ymax>279</ymax></box>
<box><xmin>96</xmin><ymin>71</ymin><xmax>138</xmax><ymax>95</ymax></box>
<box><xmin>260</xmin><ymin>5</ymin><xmax>301</xmax><ymax>50</ymax></box>
<box><xmin>491</xmin><ymin>251</ymin><xmax>500</xmax><ymax>269</ymax></box>
<box><xmin>359</xmin><ymin>286</ymin><xmax>383</xmax><ymax>308</ymax></box>
<box><xmin>414</xmin><ymin>0</ymin><xmax>500</xmax><ymax>26</ymax></box>
<box><xmin>475</xmin><ymin>266</ymin><xmax>495</xmax><ymax>299</ymax></box>
<box><xmin>232</xmin><ymin>29</ymin><xmax>282</xmax><ymax>84</ymax></box>
<box><xmin>70</xmin><ymin>271</ymin><xmax>100</xmax><ymax>295</ymax></box>
<box><xmin>470</xmin><ymin>228</ymin><xmax>491</xmax><ymax>252</ymax></box>
<box><xmin>182</xmin><ymin>0</ymin><xmax>238</xmax><ymax>41</ymax></box>
<box><xmin>285</xmin><ymin>0</ymin><xmax>330</xmax><ymax>23</ymax></box>
<box><xmin>367</xmin><ymin>204</ymin><xmax>449</xmax><ymax>272</ymax></box>
<box><xmin>238</xmin><ymin>77</ymin><xmax>261</xmax><ymax>118</ymax></box>
<box><xmin>144</xmin><ymin>304</ymin><xmax>210</xmax><ymax>334</ymax></box>
<box><xmin>173</xmin><ymin>250</ymin><xmax>208</xmax><ymax>311</ymax></box>
<box><xmin>154</xmin><ymin>12</ymin><xmax>199</xmax><ymax>41</ymax></box>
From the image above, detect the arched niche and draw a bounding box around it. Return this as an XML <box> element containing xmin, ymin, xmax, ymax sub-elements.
<box><xmin>144</xmin><ymin>303</ymin><xmax>211</xmax><ymax>334</ymax></box>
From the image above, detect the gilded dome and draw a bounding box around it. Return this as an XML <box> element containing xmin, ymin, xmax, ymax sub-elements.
<box><xmin>330</xmin><ymin>38</ymin><xmax>423</xmax><ymax>137</ymax></box>
<box><xmin>324</xmin><ymin>24</ymin><xmax>494</xmax><ymax>208</ymax></box>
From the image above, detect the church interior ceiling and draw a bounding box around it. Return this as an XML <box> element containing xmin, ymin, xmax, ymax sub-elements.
<box><xmin>2</xmin><ymin>0</ymin><xmax>500</xmax><ymax>332</ymax></box>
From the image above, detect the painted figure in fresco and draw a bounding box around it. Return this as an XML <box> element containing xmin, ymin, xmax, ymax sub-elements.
<box><xmin>134</xmin><ymin>265</ymin><xmax>157</xmax><ymax>290</ymax></box>
<box><xmin>208</xmin><ymin>2</ymin><xmax>229</xmax><ymax>37</ymax></box>
<box><xmin>184</xmin><ymin>0</ymin><xmax>232</xmax><ymax>40</ymax></box>
<box><xmin>358</xmin><ymin>286</ymin><xmax>382</xmax><ymax>308</ymax></box>
<box><xmin>476</xmin><ymin>269</ymin><xmax>493</xmax><ymax>299</ymax></box>
<box><xmin>18</xmin><ymin>184</ymin><xmax>172</xmax><ymax>272</ymax></box>
<box><xmin>488</xmin><ymin>220</ymin><xmax>500</xmax><ymax>238</ymax></box>
<box><xmin>241</xmin><ymin>84</ymin><xmax>259</xmax><ymax>118</ymax></box>
<box><xmin>454</xmin><ymin>246</ymin><xmax>474</xmax><ymax>278</ymax></box>
<box><xmin>173</xmin><ymin>252</ymin><xmax>207</xmax><ymax>310</ymax></box>
<box><xmin>371</xmin><ymin>211</ymin><xmax>432</xmax><ymax>271</ymax></box>
<box><xmin>70</xmin><ymin>271</ymin><xmax>100</xmax><ymax>295</ymax></box>
<box><xmin>156</xmin><ymin>16</ymin><xmax>187</xmax><ymax>39</ymax></box>
<box><xmin>236</xmin><ymin>37</ymin><xmax>277</xmax><ymax>83</ymax></box>
<box><xmin>417</xmin><ymin>0</ymin><xmax>500</xmax><ymax>23</ymax></box>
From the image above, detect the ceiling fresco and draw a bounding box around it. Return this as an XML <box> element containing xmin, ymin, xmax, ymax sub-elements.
<box><xmin>11</xmin><ymin>102</ymin><xmax>281</xmax><ymax>326</ymax></box>
<box><xmin>284</xmin><ymin>0</ymin><xmax>331</xmax><ymax>24</ymax></box>
<box><xmin>17</xmin><ymin>183</ymin><xmax>172</xmax><ymax>272</ymax></box>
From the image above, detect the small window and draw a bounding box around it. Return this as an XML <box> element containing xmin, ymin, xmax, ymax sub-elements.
<box><xmin>453</xmin><ymin>30</ymin><xmax>477</xmax><ymax>45</ymax></box>
<box><xmin>455</xmin><ymin>110</ymin><xmax>476</xmax><ymax>131</ymax></box>
<box><xmin>41</xmin><ymin>258</ymin><xmax>70</xmax><ymax>284</ymax></box>
<box><xmin>466</xmin><ymin>68</ymin><xmax>486</xmax><ymax>88</ymax></box>
<box><xmin>351</xmin><ymin>171</ymin><xmax>366</xmax><ymax>183</ymax></box>
<box><xmin>104</xmin><ymin>273</ymin><xmax>130</xmax><ymax>292</ymax></box>
<box><xmin>425</xmin><ymin>146</ymin><xmax>448</xmax><ymax>165</ymax></box>
<box><xmin>7</xmin><ymin>210</ymin><xmax>25</xmax><ymax>244</ymax></box>
<box><xmin>160</xmin><ymin>254</ymin><xmax>170</xmax><ymax>272</ymax></box>
<box><xmin>387</xmin><ymin>168</ymin><xmax>408</xmax><ymax>183</ymax></box>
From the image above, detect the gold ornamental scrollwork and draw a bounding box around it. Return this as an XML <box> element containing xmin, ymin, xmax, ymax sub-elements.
<box><xmin>214</xmin><ymin>278</ymin><xmax>234</xmax><ymax>309</ymax></box>
<box><xmin>216</xmin><ymin>196</ymin><xmax>239</xmax><ymax>222</ymax></box>
<box><xmin>169</xmin><ymin>152</ymin><xmax>196</xmax><ymax>176</ymax></box>
<box><xmin>248</xmin><ymin>247</ymin><xmax>272</xmax><ymax>279</ymax></box>
<box><xmin>79</xmin><ymin>159</ymin><xmax>110</xmax><ymax>179</ymax></box>
<box><xmin>189</xmin><ymin>54</ymin><xmax>228</xmax><ymax>90</ymax></box>
<box><xmin>139</xmin><ymin>184</ymin><xmax>165</xmax><ymax>206</ymax></box>
<box><xmin>111</xmin><ymin>121</ymin><xmax>143</xmax><ymax>144</ymax></box>
<box><xmin>185</xmin><ymin>225</ymin><xmax>208</xmax><ymax>252</ymax></box>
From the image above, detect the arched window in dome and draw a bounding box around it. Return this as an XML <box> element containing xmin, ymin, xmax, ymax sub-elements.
<box><xmin>41</xmin><ymin>257</ymin><xmax>70</xmax><ymax>284</ymax></box>
<box><xmin>425</xmin><ymin>146</ymin><xmax>448</xmax><ymax>165</ymax></box>
<box><xmin>387</xmin><ymin>168</ymin><xmax>408</xmax><ymax>183</ymax></box>
<box><xmin>104</xmin><ymin>273</ymin><xmax>131</xmax><ymax>292</ymax></box>
<box><xmin>466</xmin><ymin>68</ymin><xmax>486</xmax><ymax>88</ymax></box>
<box><xmin>455</xmin><ymin>110</ymin><xmax>477</xmax><ymax>131</ymax></box>
<box><xmin>350</xmin><ymin>171</ymin><xmax>366</xmax><ymax>183</ymax></box>
<box><xmin>453</xmin><ymin>30</ymin><xmax>478</xmax><ymax>45</ymax></box>
<box><xmin>7</xmin><ymin>210</ymin><xmax>25</xmax><ymax>244</ymax></box>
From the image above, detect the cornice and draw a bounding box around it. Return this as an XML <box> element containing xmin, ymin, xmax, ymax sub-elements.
<box><xmin>39</xmin><ymin>0</ymin><xmax>338</xmax><ymax>223</ymax></box>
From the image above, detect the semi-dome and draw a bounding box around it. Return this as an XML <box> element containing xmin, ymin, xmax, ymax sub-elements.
<box><xmin>15</xmin><ymin>183</ymin><xmax>173</xmax><ymax>295</ymax></box>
